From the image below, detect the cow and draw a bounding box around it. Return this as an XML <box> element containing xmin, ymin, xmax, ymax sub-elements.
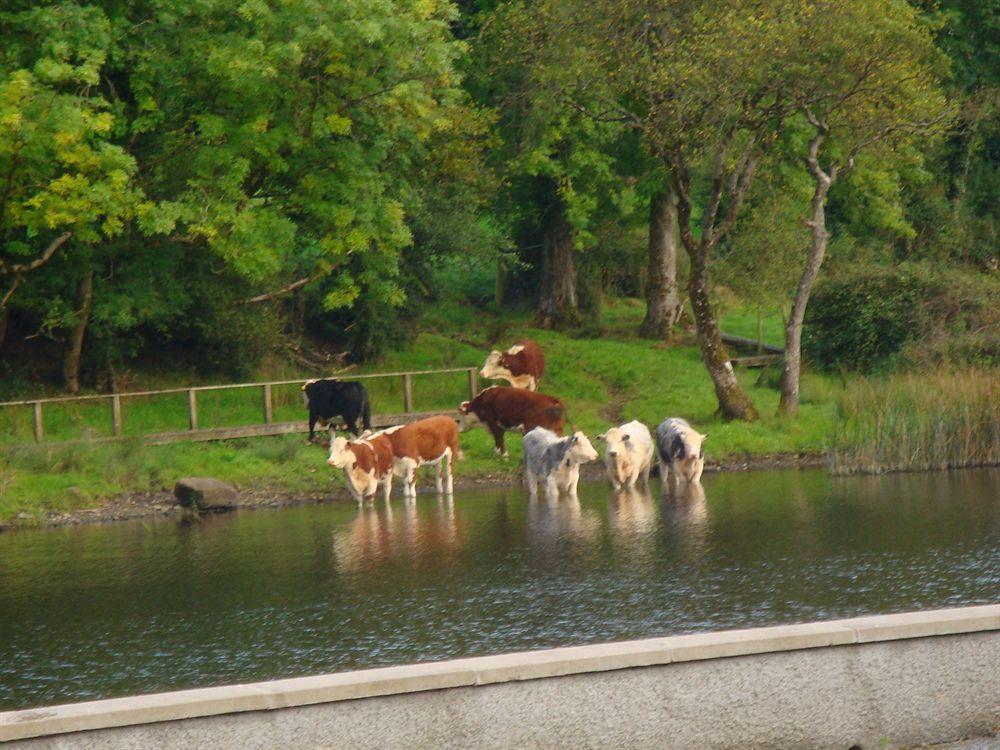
<box><xmin>521</xmin><ymin>427</ymin><xmax>599</xmax><ymax>499</ymax></box>
<box><xmin>327</xmin><ymin>433</ymin><xmax>394</xmax><ymax>503</ymax></box>
<box><xmin>379</xmin><ymin>415</ymin><xmax>461</xmax><ymax>499</ymax></box>
<box><xmin>597</xmin><ymin>420</ymin><xmax>654</xmax><ymax>490</ymax></box>
<box><xmin>479</xmin><ymin>339</ymin><xmax>546</xmax><ymax>391</ymax></box>
<box><xmin>302</xmin><ymin>378</ymin><xmax>372</xmax><ymax>442</ymax></box>
<box><xmin>655</xmin><ymin>417</ymin><xmax>708</xmax><ymax>487</ymax></box>
<box><xmin>457</xmin><ymin>386</ymin><xmax>565</xmax><ymax>458</ymax></box>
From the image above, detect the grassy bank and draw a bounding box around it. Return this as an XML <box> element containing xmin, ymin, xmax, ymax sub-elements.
<box><xmin>14</xmin><ymin>298</ymin><xmax>994</xmax><ymax>524</ymax></box>
<box><xmin>830</xmin><ymin>368</ymin><xmax>999</xmax><ymax>474</ymax></box>
<box><xmin>0</xmin><ymin>299</ymin><xmax>843</xmax><ymax>524</ymax></box>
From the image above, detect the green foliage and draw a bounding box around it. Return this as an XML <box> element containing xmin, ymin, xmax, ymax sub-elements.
<box><xmin>804</xmin><ymin>264</ymin><xmax>999</xmax><ymax>371</ymax></box>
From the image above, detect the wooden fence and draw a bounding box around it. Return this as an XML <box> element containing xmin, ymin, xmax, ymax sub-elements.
<box><xmin>0</xmin><ymin>367</ymin><xmax>478</xmax><ymax>447</ymax></box>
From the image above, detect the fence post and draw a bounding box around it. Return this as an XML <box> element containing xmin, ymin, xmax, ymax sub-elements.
<box><xmin>187</xmin><ymin>389</ymin><xmax>198</xmax><ymax>431</ymax></box>
<box><xmin>263</xmin><ymin>383</ymin><xmax>273</xmax><ymax>424</ymax></box>
<box><xmin>403</xmin><ymin>373</ymin><xmax>413</xmax><ymax>413</ymax></box>
<box><xmin>111</xmin><ymin>395</ymin><xmax>122</xmax><ymax>436</ymax></box>
<box><xmin>467</xmin><ymin>368</ymin><xmax>478</xmax><ymax>400</ymax></box>
<box><xmin>32</xmin><ymin>401</ymin><xmax>43</xmax><ymax>443</ymax></box>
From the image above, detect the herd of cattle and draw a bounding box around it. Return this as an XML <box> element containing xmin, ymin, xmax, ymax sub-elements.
<box><xmin>303</xmin><ymin>338</ymin><xmax>707</xmax><ymax>503</ymax></box>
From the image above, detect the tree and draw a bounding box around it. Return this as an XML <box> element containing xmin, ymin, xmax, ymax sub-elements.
<box><xmin>639</xmin><ymin>181</ymin><xmax>682</xmax><ymax>338</ymax></box>
<box><xmin>552</xmin><ymin>0</ymin><xmax>812</xmax><ymax>419</ymax></box>
<box><xmin>0</xmin><ymin>3</ymin><xmax>138</xmax><ymax>355</ymax></box>
<box><xmin>776</xmin><ymin>1</ymin><xmax>950</xmax><ymax>415</ymax></box>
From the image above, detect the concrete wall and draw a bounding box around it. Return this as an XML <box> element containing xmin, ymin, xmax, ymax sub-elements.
<box><xmin>3</xmin><ymin>606</ymin><xmax>998</xmax><ymax>749</ymax></box>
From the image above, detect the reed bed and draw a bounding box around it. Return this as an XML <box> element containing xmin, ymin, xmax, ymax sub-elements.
<box><xmin>830</xmin><ymin>368</ymin><xmax>1000</xmax><ymax>474</ymax></box>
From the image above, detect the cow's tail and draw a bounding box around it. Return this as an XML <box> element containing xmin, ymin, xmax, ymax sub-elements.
<box><xmin>547</xmin><ymin>403</ymin><xmax>575</xmax><ymax>435</ymax></box>
<box><xmin>361</xmin><ymin>393</ymin><xmax>372</xmax><ymax>433</ymax></box>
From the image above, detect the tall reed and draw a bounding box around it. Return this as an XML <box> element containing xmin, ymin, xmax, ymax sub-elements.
<box><xmin>830</xmin><ymin>368</ymin><xmax>999</xmax><ymax>474</ymax></box>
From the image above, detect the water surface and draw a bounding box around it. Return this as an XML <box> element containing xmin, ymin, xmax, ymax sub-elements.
<box><xmin>1</xmin><ymin>468</ymin><xmax>997</xmax><ymax>710</ymax></box>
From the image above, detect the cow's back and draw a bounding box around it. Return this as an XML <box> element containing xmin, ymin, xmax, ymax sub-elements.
<box><xmin>485</xmin><ymin>387</ymin><xmax>564</xmax><ymax>433</ymax></box>
<box><xmin>386</xmin><ymin>415</ymin><xmax>458</xmax><ymax>461</ymax></box>
<box><xmin>511</xmin><ymin>339</ymin><xmax>546</xmax><ymax>380</ymax></box>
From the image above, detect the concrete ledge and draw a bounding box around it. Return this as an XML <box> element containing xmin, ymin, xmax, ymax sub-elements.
<box><xmin>2</xmin><ymin>605</ymin><xmax>998</xmax><ymax>745</ymax></box>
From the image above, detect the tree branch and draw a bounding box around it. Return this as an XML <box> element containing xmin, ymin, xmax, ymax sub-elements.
<box><xmin>241</xmin><ymin>276</ymin><xmax>313</xmax><ymax>305</ymax></box>
<box><xmin>1</xmin><ymin>277</ymin><xmax>20</xmax><ymax>308</ymax></box>
<box><xmin>1</xmin><ymin>232</ymin><xmax>72</xmax><ymax>275</ymax></box>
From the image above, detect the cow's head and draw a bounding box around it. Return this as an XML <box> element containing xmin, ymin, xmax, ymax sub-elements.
<box><xmin>457</xmin><ymin>400</ymin><xmax>480</xmax><ymax>431</ymax></box>
<box><xmin>327</xmin><ymin>437</ymin><xmax>357</xmax><ymax>469</ymax></box>
<box><xmin>479</xmin><ymin>350</ymin><xmax>512</xmax><ymax>382</ymax></box>
<box><xmin>677</xmin><ymin>432</ymin><xmax>707</xmax><ymax>481</ymax></box>
<box><xmin>567</xmin><ymin>431</ymin><xmax>599</xmax><ymax>465</ymax></box>
<box><xmin>597</xmin><ymin>427</ymin><xmax>632</xmax><ymax>483</ymax></box>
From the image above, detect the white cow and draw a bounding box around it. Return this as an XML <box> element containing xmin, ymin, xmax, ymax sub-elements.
<box><xmin>597</xmin><ymin>420</ymin><xmax>654</xmax><ymax>490</ymax></box>
<box><xmin>521</xmin><ymin>427</ymin><xmax>599</xmax><ymax>499</ymax></box>
<box><xmin>655</xmin><ymin>417</ymin><xmax>707</xmax><ymax>487</ymax></box>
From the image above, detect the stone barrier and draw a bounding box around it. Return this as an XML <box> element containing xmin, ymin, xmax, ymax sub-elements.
<box><xmin>2</xmin><ymin>605</ymin><xmax>997</xmax><ymax>748</ymax></box>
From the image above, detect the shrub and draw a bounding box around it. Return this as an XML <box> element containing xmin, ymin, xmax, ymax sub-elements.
<box><xmin>805</xmin><ymin>263</ymin><xmax>998</xmax><ymax>371</ymax></box>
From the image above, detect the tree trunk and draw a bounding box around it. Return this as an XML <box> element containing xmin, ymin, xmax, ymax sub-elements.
<box><xmin>0</xmin><ymin>304</ymin><xmax>8</xmax><ymax>354</ymax></box>
<box><xmin>63</xmin><ymin>269</ymin><xmax>94</xmax><ymax>394</ymax></box>
<box><xmin>779</xmin><ymin>128</ymin><xmax>835</xmax><ymax>416</ymax></box>
<box><xmin>688</xmin><ymin>245</ymin><xmax>759</xmax><ymax>421</ymax></box>
<box><xmin>538</xmin><ymin>204</ymin><xmax>578</xmax><ymax>328</ymax></box>
<box><xmin>495</xmin><ymin>258</ymin><xmax>505</xmax><ymax>307</ymax></box>
<box><xmin>639</xmin><ymin>186</ymin><xmax>682</xmax><ymax>338</ymax></box>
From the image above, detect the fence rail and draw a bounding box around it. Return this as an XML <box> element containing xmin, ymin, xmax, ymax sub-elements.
<box><xmin>0</xmin><ymin>367</ymin><xmax>479</xmax><ymax>447</ymax></box>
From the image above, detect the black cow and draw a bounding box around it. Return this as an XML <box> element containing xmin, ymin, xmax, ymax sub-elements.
<box><xmin>301</xmin><ymin>379</ymin><xmax>372</xmax><ymax>441</ymax></box>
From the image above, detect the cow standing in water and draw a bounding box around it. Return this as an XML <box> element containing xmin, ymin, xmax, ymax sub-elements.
<box><xmin>597</xmin><ymin>420</ymin><xmax>654</xmax><ymax>490</ymax></box>
<box><xmin>458</xmin><ymin>386</ymin><xmax>565</xmax><ymax>458</ymax></box>
<box><xmin>302</xmin><ymin>379</ymin><xmax>372</xmax><ymax>442</ymax></box>
<box><xmin>380</xmin><ymin>415</ymin><xmax>461</xmax><ymax>499</ymax></box>
<box><xmin>655</xmin><ymin>417</ymin><xmax>708</xmax><ymax>487</ymax></box>
<box><xmin>479</xmin><ymin>339</ymin><xmax>546</xmax><ymax>391</ymax></box>
<box><xmin>327</xmin><ymin>433</ymin><xmax>394</xmax><ymax>503</ymax></box>
<box><xmin>521</xmin><ymin>427</ymin><xmax>599</xmax><ymax>499</ymax></box>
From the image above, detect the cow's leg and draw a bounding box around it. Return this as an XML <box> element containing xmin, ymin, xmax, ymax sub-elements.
<box><xmin>444</xmin><ymin>450</ymin><xmax>454</xmax><ymax>495</ymax></box>
<box><xmin>691</xmin><ymin>457</ymin><xmax>704</xmax><ymax>484</ymax></box>
<box><xmin>406</xmin><ymin>465</ymin><xmax>417</xmax><ymax>500</ymax></box>
<box><xmin>382</xmin><ymin>473</ymin><xmax>393</xmax><ymax>502</ymax></box>
<box><xmin>526</xmin><ymin>472</ymin><xmax>539</xmax><ymax>498</ymax></box>
<box><xmin>545</xmin><ymin>474</ymin><xmax>559</xmax><ymax>500</ymax></box>
<box><xmin>489</xmin><ymin>424</ymin><xmax>508</xmax><ymax>458</ymax></box>
<box><xmin>567</xmin><ymin>465</ymin><xmax>581</xmax><ymax>496</ymax></box>
<box><xmin>308</xmin><ymin>411</ymin><xmax>319</xmax><ymax>443</ymax></box>
<box><xmin>641</xmin><ymin>460</ymin><xmax>651</xmax><ymax>487</ymax></box>
<box><xmin>434</xmin><ymin>460</ymin><xmax>443</xmax><ymax>495</ymax></box>
<box><xmin>658</xmin><ymin>456</ymin><xmax>670</xmax><ymax>489</ymax></box>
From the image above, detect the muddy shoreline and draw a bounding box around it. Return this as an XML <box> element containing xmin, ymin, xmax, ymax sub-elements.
<box><xmin>1</xmin><ymin>453</ymin><xmax>827</xmax><ymax>532</ymax></box>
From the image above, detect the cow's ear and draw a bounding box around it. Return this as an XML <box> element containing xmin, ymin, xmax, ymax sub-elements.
<box><xmin>596</xmin><ymin>432</ymin><xmax>606</xmax><ymax>442</ymax></box>
<box><xmin>701</xmin><ymin>433</ymin><xmax>709</xmax><ymax>441</ymax></box>
<box><xmin>622</xmin><ymin>434</ymin><xmax>630</xmax><ymax>442</ymax></box>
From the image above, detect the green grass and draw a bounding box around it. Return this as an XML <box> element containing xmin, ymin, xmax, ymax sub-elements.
<box><xmin>1</xmin><ymin>298</ymin><xmax>842</xmax><ymax>523</ymax></box>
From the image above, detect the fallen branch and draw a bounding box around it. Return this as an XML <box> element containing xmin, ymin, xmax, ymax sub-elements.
<box><xmin>241</xmin><ymin>276</ymin><xmax>312</xmax><ymax>305</ymax></box>
<box><xmin>0</xmin><ymin>232</ymin><xmax>72</xmax><ymax>275</ymax></box>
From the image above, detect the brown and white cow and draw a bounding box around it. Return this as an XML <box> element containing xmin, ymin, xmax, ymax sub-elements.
<box><xmin>458</xmin><ymin>385</ymin><xmax>565</xmax><ymax>458</ymax></box>
<box><xmin>479</xmin><ymin>339</ymin><xmax>546</xmax><ymax>391</ymax></box>
<box><xmin>380</xmin><ymin>415</ymin><xmax>461</xmax><ymax>499</ymax></box>
<box><xmin>327</xmin><ymin>433</ymin><xmax>395</xmax><ymax>503</ymax></box>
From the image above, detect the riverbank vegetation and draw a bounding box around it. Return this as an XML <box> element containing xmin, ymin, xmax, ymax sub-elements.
<box><xmin>831</xmin><ymin>369</ymin><xmax>999</xmax><ymax>475</ymax></box>
<box><xmin>1</xmin><ymin>1</ymin><xmax>997</xmax><ymax>523</ymax></box>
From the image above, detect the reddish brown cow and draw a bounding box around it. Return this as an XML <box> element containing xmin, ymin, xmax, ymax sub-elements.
<box><xmin>381</xmin><ymin>415</ymin><xmax>461</xmax><ymax>498</ymax></box>
<box><xmin>479</xmin><ymin>339</ymin><xmax>546</xmax><ymax>391</ymax></box>
<box><xmin>327</xmin><ymin>433</ymin><xmax>395</xmax><ymax>503</ymax></box>
<box><xmin>458</xmin><ymin>386</ymin><xmax>565</xmax><ymax>457</ymax></box>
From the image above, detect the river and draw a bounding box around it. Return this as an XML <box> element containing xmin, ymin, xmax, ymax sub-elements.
<box><xmin>1</xmin><ymin>467</ymin><xmax>997</xmax><ymax>710</ymax></box>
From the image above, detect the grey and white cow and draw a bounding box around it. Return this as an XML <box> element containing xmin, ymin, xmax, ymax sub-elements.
<box><xmin>597</xmin><ymin>420</ymin><xmax>654</xmax><ymax>490</ymax></box>
<box><xmin>522</xmin><ymin>427</ymin><xmax>599</xmax><ymax>499</ymax></box>
<box><xmin>655</xmin><ymin>417</ymin><xmax>707</xmax><ymax>487</ymax></box>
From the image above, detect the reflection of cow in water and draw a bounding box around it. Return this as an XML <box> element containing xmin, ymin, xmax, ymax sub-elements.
<box><xmin>332</xmin><ymin>501</ymin><xmax>464</xmax><ymax>576</ymax></box>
